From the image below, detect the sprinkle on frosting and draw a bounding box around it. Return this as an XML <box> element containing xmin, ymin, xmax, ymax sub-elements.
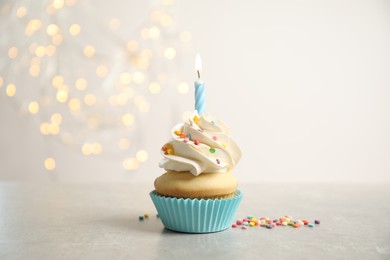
<box><xmin>159</xmin><ymin>110</ymin><xmax>242</xmax><ymax>176</ymax></box>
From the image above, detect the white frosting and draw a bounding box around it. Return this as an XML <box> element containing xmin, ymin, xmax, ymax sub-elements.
<box><xmin>159</xmin><ymin>111</ymin><xmax>241</xmax><ymax>176</ymax></box>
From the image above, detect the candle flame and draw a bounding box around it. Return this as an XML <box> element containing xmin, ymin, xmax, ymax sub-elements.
<box><xmin>195</xmin><ymin>54</ymin><xmax>202</xmax><ymax>72</ymax></box>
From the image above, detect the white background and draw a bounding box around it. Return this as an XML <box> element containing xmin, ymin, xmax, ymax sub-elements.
<box><xmin>1</xmin><ymin>0</ymin><xmax>389</xmax><ymax>183</ymax></box>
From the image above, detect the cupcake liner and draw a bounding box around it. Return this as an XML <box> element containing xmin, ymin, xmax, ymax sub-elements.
<box><xmin>150</xmin><ymin>190</ymin><xmax>243</xmax><ymax>233</ymax></box>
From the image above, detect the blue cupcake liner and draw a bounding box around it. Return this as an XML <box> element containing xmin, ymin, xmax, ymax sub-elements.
<box><xmin>150</xmin><ymin>190</ymin><xmax>243</xmax><ymax>233</ymax></box>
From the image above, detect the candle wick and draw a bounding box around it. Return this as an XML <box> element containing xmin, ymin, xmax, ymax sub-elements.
<box><xmin>197</xmin><ymin>70</ymin><xmax>200</xmax><ymax>79</ymax></box>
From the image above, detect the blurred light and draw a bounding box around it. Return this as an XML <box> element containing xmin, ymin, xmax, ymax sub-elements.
<box><xmin>46</xmin><ymin>4</ymin><xmax>56</xmax><ymax>15</ymax></box>
<box><xmin>108</xmin><ymin>18</ymin><xmax>120</xmax><ymax>30</ymax></box>
<box><xmin>127</xmin><ymin>40</ymin><xmax>138</xmax><ymax>52</ymax></box>
<box><xmin>84</xmin><ymin>93</ymin><xmax>96</xmax><ymax>106</ymax></box>
<box><xmin>53</xmin><ymin>0</ymin><xmax>64</xmax><ymax>9</ymax></box>
<box><xmin>87</xmin><ymin>116</ymin><xmax>100</xmax><ymax>129</ymax></box>
<box><xmin>61</xmin><ymin>132</ymin><xmax>73</xmax><ymax>144</ymax></box>
<box><xmin>119</xmin><ymin>72</ymin><xmax>132</xmax><ymax>84</ymax></box>
<box><xmin>40</xmin><ymin>123</ymin><xmax>50</xmax><ymax>135</ymax></box>
<box><xmin>25</xmin><ymin>19</ymin><xmax>42</xmax><ymax>35</ymax></box>
<box><xmin>140</xmin><ymin>49</ymin><xmax>153</xmax><ymax>59</ymax></box>
<box><xmin>180</xmin><ymin>31</ymin><xmax>192</xmax><ymax>42</ymax></box>
<box><xmin>69</xmin><ymin>24</ymin><xmax>81</xmax><ymax>36</ymax></box>
<box><xmin>148</xmin><ymin>82</ymin><xmax>161</xmax><ymax>94</ymax></box>
<box><xmin>138</xmin><ymin>101</ymin><xmax>150</xmax><ymax>113</ymax></box>
<box><xmin>81</xmin><ymin>143</ymin><xmax>92</xmax><ymax>155</ymax></box>
<box><xmin>91</xmin><ymin>143</ymin><xmax>102</xmax><ymax>154</ymax></box>
<box><xmin>122</xmin><ymin>113</ymin><xmax>135</xmax><ymax>126</ymax></box>
<box><xmin>52</xmin><ymin>34</ymin><xmax>63</xmax><ymax>45</ymax></box>
<box><xmin>49</xmin><ymin>124</ymin><xmax>60</xmax><ymax>135</ymax></box>
<box><xmin>136</xmin><ymin>150</ymin><xmax>148</xmax><ymax>162</ymax></box>
<box><xmin>123</xmin><ymin>157</ymin><xmax>139</xmax><ymax>170</ymax></box>
<box><xmin>133</xmin><ymin>72</ymin><xmax>144</xmax><ymax>84</ymax></box>
<box><xmin>96</xmin><ymin>65</ymin><xmax>108</xmax><ymax>77</ymax></box>
<box><xmin>35</xmin><ymin>45</ymin><xmax>45</xmax><ymax>57</ymax></box>
<box><xmin>0</xmin><ymin>76</ymin><xmax>3</xmax><ymax>88</ymax></box>
<box><xmin>75</xmin><ymin>78</ymin><xmax>87</xmax><ymax>90</ymax></box>
<box><xmin>28</xmin><ymin>101</ymin><xmax>40</xmax><ymax>114</ymax></box>
<box><xmin>164</xmin><ymin>47</ymin><xmax>176</xmax><ymax>59</ymax></box>
<box><xmin>108</xmin><ymin>95</ymin><xmax>117</xmax><ymax>106</ymax></box>
<box><xmin>140</xmin><ymin>28</ymin><xmax>149</xmax><ymax>39</ymax></box>
<box><xmin>83</xmin><ymin>45</ymin><xmax>95</xmax><ymax>58</ymax></box>
<box><xmin>8</xmin><ymin>47</ymin><xmax>18</xmax><ymax>59</ymax></box>
<box><xmin>160</xmin><ymin>15</ymin><xmax>173</xmax><ymax>26</ymax></box>
<box><xmin>44</xmin><ymin>158</ymin><xmax>56</xmax><ymax>170</ymax></box>
<box><xmin>52</xmin><ymin>75</ymin><xmax>64</xmax><ymax>87</ymax></box>
<box><xmin>6</xmin><ymin>83</ymin><xmax>16</xmax><ymax>97</ymax></box>
<box><xmin>68</xmin><ymin>98</ymin><xmax>80</xmax><ymax>111</ymax></box>
<box><xmin>56</xmin><ymin>90</ymin><xmax>68</xmax><ymax>103</ymax></box>
<box><xmin>28</xmin><ymin>42</ymin><xmax>38</xmax><ymax>54</ymax></box>
<box><xmin>45</xmin><ymin>45</ymin><xmax>56</xmax><ymax>56</ymax></box>
<box><xmin>177</xmin><ymin>82</ymin><xmax>189</xmax><ymax>94</ymax></box>
<box><xmin>29</xmin><ymin>65</ymin><xmax>40</xmax><ymax>77</ymax></box>
<box><xmin>118</xmin><ymin>138</ymin><xmax>130</xmax><ymax>150</ymax></box>
<box><xmin>51</xmin><ymin>113</ymin><xmax>63</xmax><ymax>124</ymax></box>
<box><xmin>46</xmin><ymin>24</ymin><xmax>59</xmax><ymax>36</ymax></box>
<box><xmin>16</xmin><ymin>6</ymin><xmax>27</xmax><ymax>18</ymax></box>
<box><xmin>148</xmin><ymin>26</ymin><xmax>160</xmax><ymax>39</ymax></box>
<box><xmin>150</xmin><ymin>11</ymin><xmax>161</xmax><ymax>22</ymax></box>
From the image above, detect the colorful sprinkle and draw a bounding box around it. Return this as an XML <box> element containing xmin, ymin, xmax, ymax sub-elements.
<box><xmin>139</xmin><ymin>216</ymin><xmax>144</xmax><ymax>221</ymax></box>
<box><xmin>314</xmin><ymin>220</ymin><xmax>320</xmax><ymax>224</ymax></box>
<box><xmin>209</xmin><ymin>148</ymin><xmax>216</xmax><ymax>153</ymax></box>
<box><xmin>242</xmin><ymin>221</ymin><xmax>249</xmax><ymax>226</ymax></box>
<box><xmin>193</xmin><ymin>116</ymin><xmax>199</xmax><ymax>123</ymax></box>
<box><xmin>216</xmin><ymin>159</ymin><xmax>220</xmax><ymax>164</ymax></box>
<box><xmin>236</xmin><ymin>219</ymin><xmax>243</xmax><ymax>225</ymax></box>
<box><xmin>249</xmin><ymin>222</ymin><xmax>255</xmax><ymax>227</ymax></box>
<box><xmin>211</xmin><ymin>120</ymin><xmax>215</xmax><ymax>125</ymax></box>
<box><xmin>232</xmin><ymin>223</ymin><xmax>238</xmax><ymax>228</ymax></box>
<box><xmin>186</xmin><ymin>133</ymin><xmax>191</xmax><ymax>139</ymax></box>
<box><xmin>167</xmin><ymin>149</ymin><xmax>174</xmax><ymax>155</ymax></box>
<box><xmin>242</xmin><ymin>226</ymin><xmax>248</xmax><ymax>230</ymax></box>
<box><xmin>161</xmin><ymin>146</ymin><xmax>167</xmax><ymax>151</ymax></box>
<box><xmin>183</xmin><ymin>138</ymin><xmax>189</xmax><ymax>143</ymax></box>
<box><xmin>212</xmin><ymin>136</ymin><xmax>218</xmax><ymax>141</ymax></box>
<box><xmin>194</xmin><ymin>140</ymin><xmax>200</xmax><ymax>145</ymax></box>
<box><xmin>222</xmin><ymin>143</ymin><xmax>228</xmax><ymax>148</ymax></box>
<box><xmin>179</xmin><ymin>133</ymin><xmax>186</xmax><ymax>138</ymax></box>
<box><xmin>174</xmin><ymin>130</ymin><xmax>181</xmax><ymax>136</ymax></box>
<box><xmin>232</xmin><ymin>215</ymin><xmax>319</xmax><ymax>230</ymax></box>
<box><xmin>144</xmin><ymin>213</ymin><xmax>149</xmax><ymax>219</ymax></box>
<box><xmin>308</xmin><ymin>223</ymin><xmax>315</xmax><ymax>227</ymax></box>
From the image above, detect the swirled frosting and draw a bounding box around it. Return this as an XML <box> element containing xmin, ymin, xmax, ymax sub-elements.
<box><xmin>159</xmin><ymin>111</ymin><xmax>241</xmax><ymax>176</ymax></box>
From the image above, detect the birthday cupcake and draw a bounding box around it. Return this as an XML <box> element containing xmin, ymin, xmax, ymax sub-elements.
<box><xmin>150</xmin><ymin>111</ymin><xmax>243</xmax><ymax>233</ymax></box>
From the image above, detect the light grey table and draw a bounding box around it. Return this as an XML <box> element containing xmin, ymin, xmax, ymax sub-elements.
<box><xmin>0</xmin><ymin>183</ymin><xmax>389</xmax><ymax>260</ymax></box>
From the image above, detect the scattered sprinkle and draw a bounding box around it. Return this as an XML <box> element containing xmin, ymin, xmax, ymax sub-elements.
<box><xmin>186</xmin><ymin>133</ymin><xmax>191</xmax><ymax>139</ymax></box>
<box><xmin>211</xmin><ymin>120</ymin><xmax>215</xmax><ymax>125</ymax></box>
<box><xmin>144</xmin><ymin>213</ymin><xmax>149</xmax><ymax>219</ymax></box>
<box><xmin>179</xmin><ymin>133</ymin><xmax>186</xmax><ymax>138</ymax></box>
<box><xmin>161</xmin><ymin>146</ymin><xmax>167</xmax><ymax>151</ymax></box>
<box><xmin>216</xmin><ymin>159</ymin><xmax>220</xmax><ymax>164</ymax></box>
<box><xmin>209</xmin><ymin>148</ymin><xmax>216</xmax><ymax>153</ymax></box>
<box><xmin>194</xmin><ymin>140</ymin><xmax>200</xmax><ymax>145</ymax></box>
<box><xmin>174</xmin><ymin>130</ymin><xmax>181</xmax><ymax>136</ymax></box>
<box><xmin>193</xmin><ymin>116</ymin><xmax>199</xmax><ymax>123</ymax></box>
<box><xmin>232</xmin><ymin>215</ymin><xmax>320</xmax><ymax>230</ymax></box>
<box><xmin>222</xmin><ymin>143</ymin><xmax>227</xmax><ymax>148</ymax></box>
<box><xmin>183</xmin><ymin>138</ymin><xmax>189</xmax><ymax>143</ymax></box>
<box><xmin>139</xmin><ymin>216</ymin><xmax>144</xmax><ymax>221</ymax></box>
<box><xmin>212</xmin><ymin>136</ymin><xmax>218</xmax><ymax>141</ymax></box>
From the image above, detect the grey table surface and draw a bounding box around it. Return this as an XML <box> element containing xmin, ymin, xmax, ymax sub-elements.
<box><xmin>0</xmin><ymin>182</ymin><xmax>389</xmax><ymax>260</ymax></box>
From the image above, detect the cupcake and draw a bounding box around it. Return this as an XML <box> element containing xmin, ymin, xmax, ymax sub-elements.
<box><xmin>150</xmin><ymin>111</ymin><xmax>242</xmax><ymax>233</ymax></box>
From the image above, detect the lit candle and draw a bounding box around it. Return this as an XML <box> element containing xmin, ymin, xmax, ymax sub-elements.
<box><xmin>194</xmin><ymin>54</ymin><xmax>205</xmax><ymax>115</ymax></box>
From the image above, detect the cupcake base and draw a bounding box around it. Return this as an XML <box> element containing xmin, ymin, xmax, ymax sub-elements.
<box><xmin>150</xmin><ymin>190</ymin><xmax>243</xmax><ymax>233</ymax></box>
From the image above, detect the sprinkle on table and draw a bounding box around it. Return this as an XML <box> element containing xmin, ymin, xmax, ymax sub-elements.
<box><xmin>209</xmin><ymin>147</ymin><xmax>216</xmax><ymax>153</ymax></box>
<box><xmin>232</xmin><ymin>215</ymin><xmax>320</xmax><ymax>230</ymax></box>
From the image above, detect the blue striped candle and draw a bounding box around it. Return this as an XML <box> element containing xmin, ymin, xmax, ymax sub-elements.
<box><xmin>195</xmin><ymin>80</ymin><xmax>205</xmax><ymax>114</ymax></box>
<box><xmin>194</xmin><ymin>54</ymin><xmax>205</xmax><ymax>114</ymax></box>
